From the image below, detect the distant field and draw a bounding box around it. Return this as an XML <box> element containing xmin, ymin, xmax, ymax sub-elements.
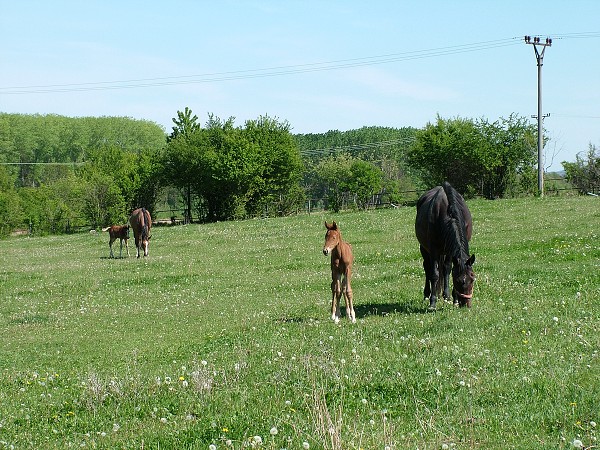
<box><xmin>1</xmin><ymin>196</ymin><xmax>598</xmax><ymax>449</ymax></box>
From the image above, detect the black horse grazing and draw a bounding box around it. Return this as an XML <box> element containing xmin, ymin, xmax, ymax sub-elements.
<box><xmin>415</xmin><ymin>182</ymin><xmax>475</xmax><ymax>310</ymax></box>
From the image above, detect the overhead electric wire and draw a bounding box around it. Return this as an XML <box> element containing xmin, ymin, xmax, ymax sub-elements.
<box><xmin>0</xmin><ymin>38</ymin><xmax>523</xmax><ymax>95</ymax></box>
<box><xmin>299</xmin><ymin>137</ymin><xmax>415</xmax><ymax>157</ymax></box>
<box><xmin>5</xmin><ymin>32</ymin><xmax>600</xmax><ymax>95</ymax></box>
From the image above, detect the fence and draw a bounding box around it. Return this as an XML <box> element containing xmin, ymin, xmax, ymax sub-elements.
<box><xmin>6</xmin><ymin>181</ymin><xmax>592</xmax><ymax>237</ymax></box>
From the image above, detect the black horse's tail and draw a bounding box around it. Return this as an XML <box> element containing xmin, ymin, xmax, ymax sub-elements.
<box><xmin>442</xmin><ymin>182</ymin><xmax>461</xmax><ymax>220</ymax></box>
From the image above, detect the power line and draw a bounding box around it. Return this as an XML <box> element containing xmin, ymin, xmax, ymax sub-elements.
<box><xmin>552</xmin><ymin>113</ymin><xmax>600</xmax><ymax>119</ymax></box>
<box><xmin>0</xmin><ymin>162</ymin><xmax>86</xmax><ymax>165</ymax></box>
<box><xmin>0</xmin><ymin>38</ymin><xmax>522</xmax><ymax>95</ymax></box>
<box><xmin>2</xmin><ymin>32</ymin><xmax>598</xmax><ymax>96</ymax></box>
<box><xmin>299</xmin><ymin>137</ymin><xmax>415</xmax><ymax>156</ymax></box>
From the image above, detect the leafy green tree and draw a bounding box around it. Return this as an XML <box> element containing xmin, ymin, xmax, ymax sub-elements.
<box><xmin>297</xmin><ymin>126</ymin><xmax>419</xmax><ymax>207</ymax></box>
<box><xmin>0</xmin><ymin>165</ymin><xmax>22</xmax><ymax>236</ymax></box>
<box><xmin>476</xmin><ymin>114</ymin><xmax>537</xmax><ymax>198</ymax></box>
<box><xmin>348</xmin><ymin>159</ymin><xmax>383</xmax><ymax>209</ymax></box>
<box><xmin>168</xmin><ymin>107</ymin><xmax>201</xmax><ymax>143</ymax></box>
<box><xmin>163</xmin><ymin>113</ymin><xmax>304</xmax><ymax>221</ymax></box>
<box><xmin>563</xmin><ymin>144</ymin><xmax>600</xmax><ymax>195</ymax></box>
<box><xmin>313</xmin><ymin>155</ymin><xmax>353</xmax><ymax>212</ymax></box>
<box><xmin>81</xmin><ymin>170</ymin><xmax>126</xmax><ymax>228</ymax></box>
<box><xmin>164</xmin><ymin>107</ymin><xmax>203</xmax><ymax>221</ymax></box>
<box><xmin>0</xmin><ymin>114</ymin><xmax>165</xmax><ymax>233</ymax></box>
<box><xmin>408</xmin><ymin>114</ymin><xmax>537</xmax><ymax>198</ymax></box>
<box><xmin>242</xmin><ymin>115</ymin><xmax>304</xmax><ymax>216</ymax></box>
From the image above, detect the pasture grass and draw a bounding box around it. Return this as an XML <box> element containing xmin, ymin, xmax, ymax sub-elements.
<box><xmin>0</xmin><ymin>196</ymin><xmax>598</xmax><ymax>449</ymax></box>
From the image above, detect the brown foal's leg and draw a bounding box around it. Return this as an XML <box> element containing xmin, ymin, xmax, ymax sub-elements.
<box><xmin>331</xmin><ymin>273</ymin><xmax>342</xmax><ymax>323</ymax></box>
<box><xmin>343</xmin><ymin>269</ymin><xmax>356</xmax><ymax>323</ymax></box>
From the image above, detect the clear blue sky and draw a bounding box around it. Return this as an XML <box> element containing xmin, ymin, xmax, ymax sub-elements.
<box><xmin>1</xmin><ymin>1</ymin><xmax>599</xmax><ymax>171</ymax></box>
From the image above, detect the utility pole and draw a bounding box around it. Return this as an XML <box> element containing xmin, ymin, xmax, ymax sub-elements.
<box><xmin>524</xmin><ymin>35</ymin><xmax>552</xmax><ymax>197</ymax></box>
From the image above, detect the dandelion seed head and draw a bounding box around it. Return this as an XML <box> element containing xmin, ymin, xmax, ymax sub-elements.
<box><xmin>303</xmin><ymin>442</ymin><xmax>310</xmax><ymax>449</ymax></box>
<box><xmin>270</xmin><ymin>426</ymin><xmax>278</xmax><ymax>436</ymax></box>
<box><xmin>209</xmin><ymin>445</ymin><xmax>217</xmax><ymax>450</ymax></box>
<box><xmin>572</xmin><ymin>438</ymin><xmax>583</xmax><ymax>448</ymax></box>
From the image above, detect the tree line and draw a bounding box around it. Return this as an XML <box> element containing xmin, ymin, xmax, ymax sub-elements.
<box><xmin>0</xmin><ymin>110</ymin><xmax>595</xmax><ymax>237</ymax></box>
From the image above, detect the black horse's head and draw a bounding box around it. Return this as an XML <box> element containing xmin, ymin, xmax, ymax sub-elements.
<box><xmin>452</xmin><ymin>254</ymin><xmax>476</xmax><ymax>307</ymax></box>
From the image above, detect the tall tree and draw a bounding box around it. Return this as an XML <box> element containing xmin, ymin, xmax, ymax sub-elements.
<box><xmin>168</xmin><ymin>107</ymin><xmax>201</xmax><ymax>143</ymax></box>
<box><xmin>347</xmin><ymin>159</ymin><xmax>383</xmax><ymax>209</ymax></box>
<box><xmin>408</xmin><ymin>114</ymin><xmax>537</xmax><ymax>198</ymax></box>
<box><xmin>242</xmin><ymin>115</ymin><xmax>304</xmax><ymax>216</ymax></box>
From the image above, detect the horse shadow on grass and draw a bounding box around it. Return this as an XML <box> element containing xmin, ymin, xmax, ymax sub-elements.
<box><xmin>354</xmin><ymin>301</ymin><xmax>428</xmax><ymax>318</ymax></box>
<box><xmin>277</xmin><ymin>300</ymin><xmax>427</xmax><ymax>324</ymax></box>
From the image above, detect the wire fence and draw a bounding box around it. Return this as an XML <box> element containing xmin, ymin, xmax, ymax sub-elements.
<box><xmin>7</xmin><ymin>181</ymin><xmax>591</xmax><ymax>237</ymax></box>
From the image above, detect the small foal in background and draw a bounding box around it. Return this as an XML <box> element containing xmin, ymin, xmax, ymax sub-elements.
<box><xmin>322</xmin><ymin>221</ymin><xmax>356</xmax><ymax>323</ymax></box>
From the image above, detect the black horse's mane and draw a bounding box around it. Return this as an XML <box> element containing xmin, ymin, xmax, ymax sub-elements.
<box><xmin>441</xmin><ymin>182</ymin><xmax>470</xmax><ymax>265</ymax></box>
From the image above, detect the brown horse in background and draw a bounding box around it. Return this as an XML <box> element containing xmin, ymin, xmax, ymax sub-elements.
<box><xmin>102</xmin><ymin>225</ymin><xmax>130</xmax><ymax>258</ymax></box>
<box><xmin>415</xmin><ymin>182</ymin><xmax>475</xmax><ymax>310</ymax></box>
<box><xmin>323</xmin><ymin>221</ymin><xmax>356</xmax><ymax>323</ymax></box>
<box><xmin>129</xmin><ymin>208</ymin><xmax>152</xmax><ymax>258</ymax></box>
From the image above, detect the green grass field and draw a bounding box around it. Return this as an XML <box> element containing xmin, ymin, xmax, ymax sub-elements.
<box><xmin>1</xmin><ymin>196</ymin><xmax>598</xmax><ymax>449</ymax></box>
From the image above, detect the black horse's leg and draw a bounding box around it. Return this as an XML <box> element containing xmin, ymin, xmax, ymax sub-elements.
<box><xmin>420</xmin><ymin>246</ymin><xmax>438</xmax><ymax>309</ymax></box>
<box><xmin>420</xmin><ymin>246</ymin><xmax>431</xmax><ymax>302</ymax></box>
<box><xmin>442</xmin><ymin>255</ymin><xmax>451</xmax><ymax>301</ymax></box>
<box><xmin>429</xmin><ymin>258</ymin><xmax>439</xmax><ymax>310</ymax></box>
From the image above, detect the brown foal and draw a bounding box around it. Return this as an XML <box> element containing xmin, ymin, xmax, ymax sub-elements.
<box><xmin>322</xmin><ymin>221</ymin><xmax>356</xmax><ymax>323</ymax></box>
